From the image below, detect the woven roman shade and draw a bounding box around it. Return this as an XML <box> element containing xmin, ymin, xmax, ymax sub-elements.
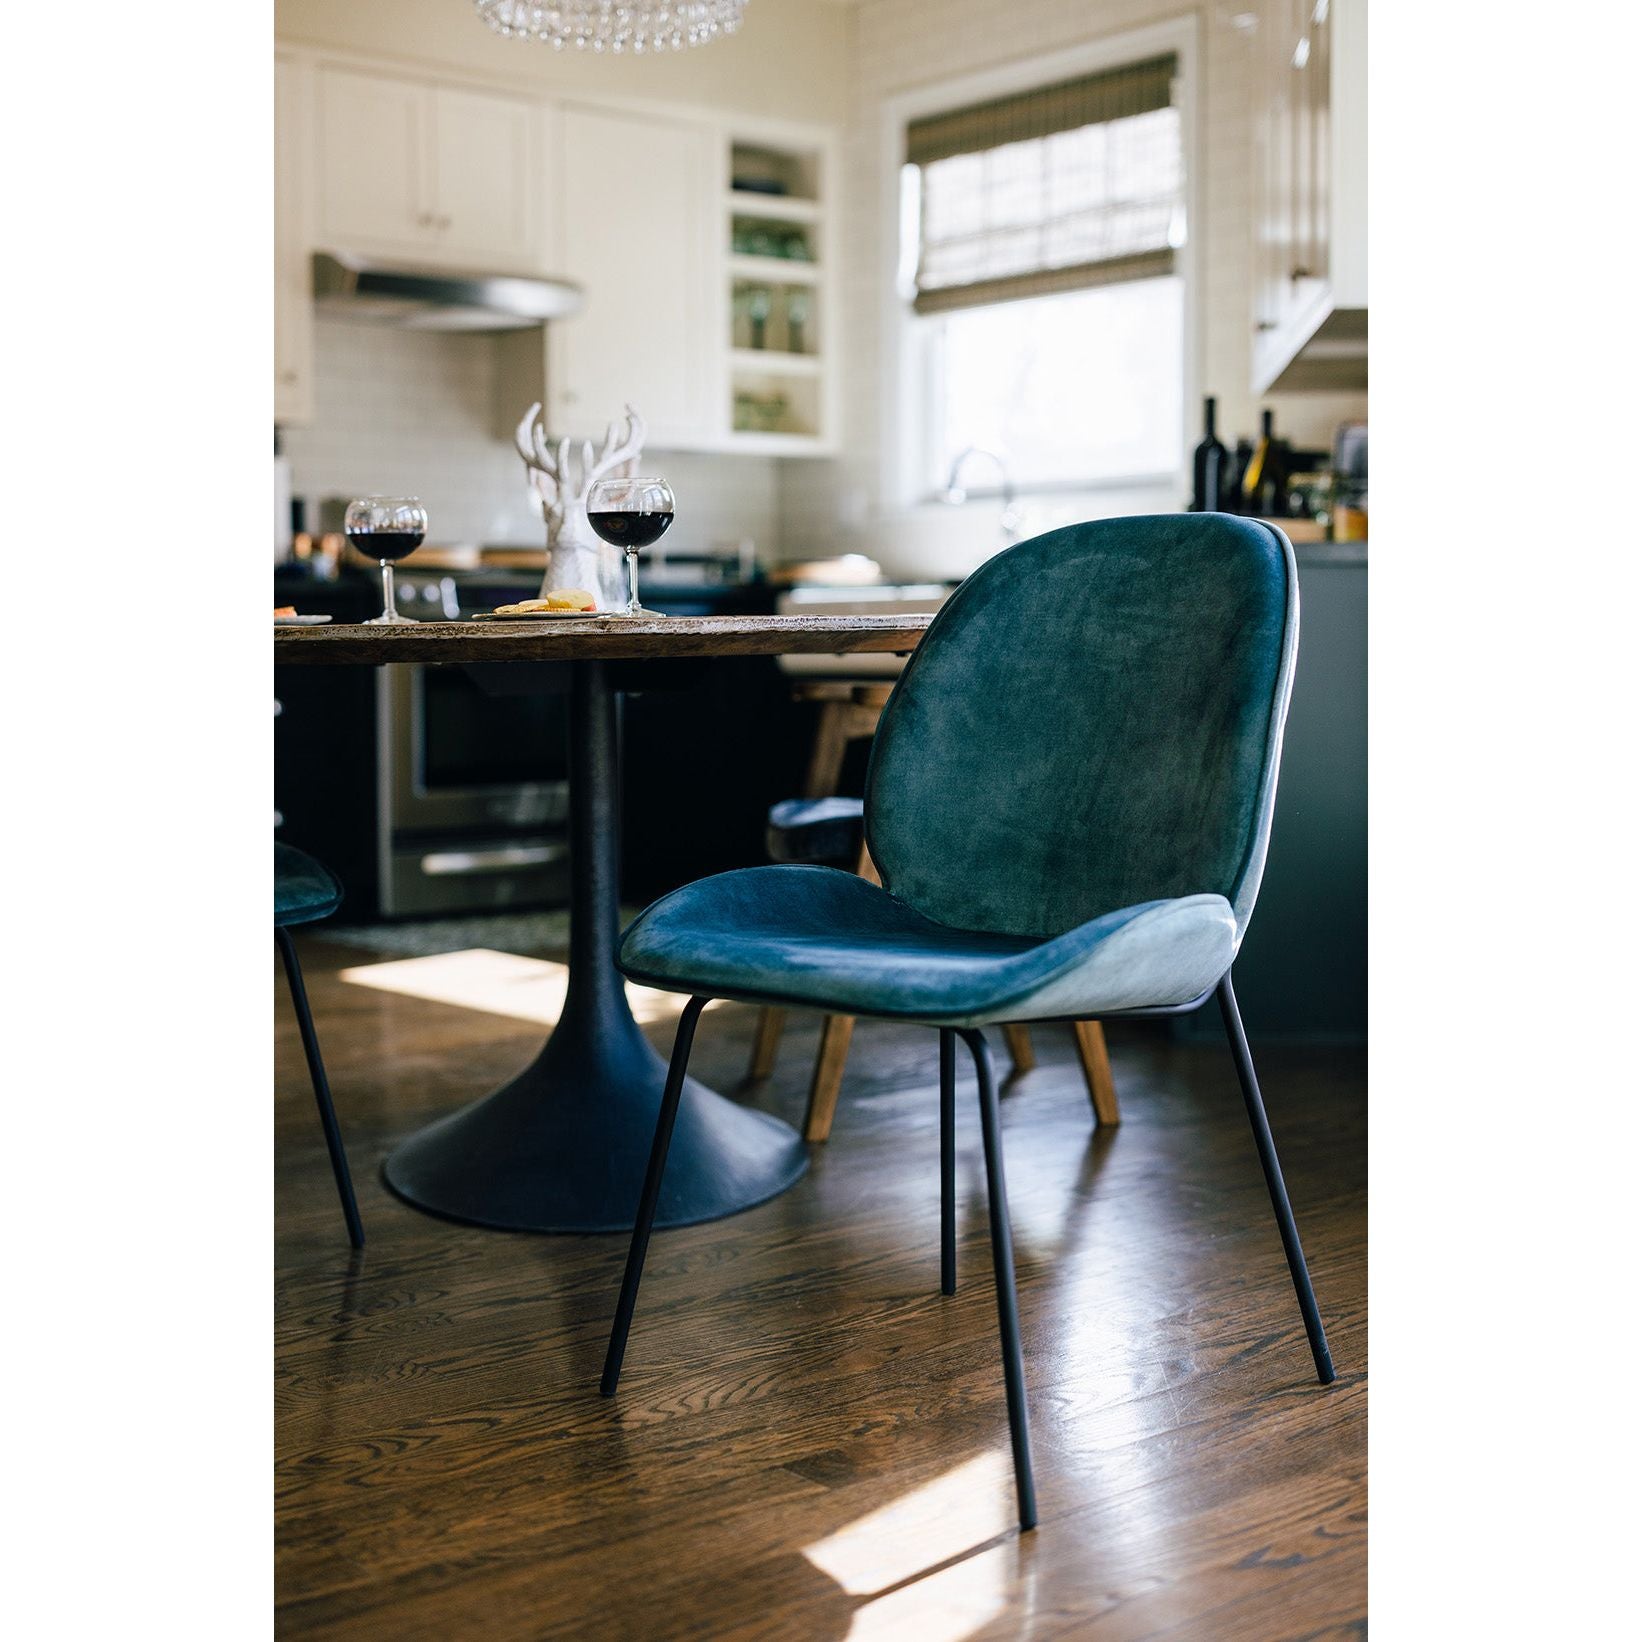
<box><xmin>907</xmin><ymin>54</ymin><xmax>1182</xmax><ymax>315</ymax></box>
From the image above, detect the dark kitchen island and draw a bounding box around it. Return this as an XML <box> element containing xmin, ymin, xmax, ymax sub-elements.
<box><xmin>274</xmin><ymin>570</ymin><xmax>830</xmax><ymax>916</ymax></box>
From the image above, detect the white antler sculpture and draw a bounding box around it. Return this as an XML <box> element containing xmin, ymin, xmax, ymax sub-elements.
<box><xmin>514</xmin><ymin>402</ymin><xmax>648</xmax><ymax>608</ymax></box>
<box><xmin>584</xmin><ymin>406</ymin><xmax>647</xmax><ymax>490</ymax></box>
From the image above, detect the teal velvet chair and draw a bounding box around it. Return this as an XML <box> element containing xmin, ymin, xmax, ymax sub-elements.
<box><xmin>276</xmin><ymin>842</ymin><xmax>364</xmax><ymax>1247</ymax></box>
<box><xmin>600</xmin><ymin>515</ymin><xmax>1335</xmax><ymax>1532</ymax></box>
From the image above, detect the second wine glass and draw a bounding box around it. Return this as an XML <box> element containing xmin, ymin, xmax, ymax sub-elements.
<box><xmin>587</xmin><ymin>476</ymin><xmax>675</xmax><ymax>616</ymax></box>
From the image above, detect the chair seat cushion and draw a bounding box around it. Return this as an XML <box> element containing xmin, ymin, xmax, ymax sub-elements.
<box><xmin>766</xmin><ymin>796</ymin><xmax>865</xmax><ymax>865</ymax></box>
<box><xmin>275</xmin><ymin>843</ymin><xmax>343</xmax><ymax>928</ymax></box>
<box><xmin>619</xmin><ymin>865</ymin><xmax>1236</xmax><ymax>1026</ymax></box>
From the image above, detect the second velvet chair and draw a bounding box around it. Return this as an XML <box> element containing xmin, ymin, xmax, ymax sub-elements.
<box><xmin>600</xmin><ymin>514</ymin><xmax>1336</xmax><ymax>1532</ymax></box>
<box><xmin>276</xmin><ymin>842</ymin><xmax>364</xmax><ymax>1248</ymax></box>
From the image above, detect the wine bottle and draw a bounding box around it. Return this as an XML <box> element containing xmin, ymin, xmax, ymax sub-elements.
<box><xmin>1190</xmin><ymin>396</ymin><xmax>1230</xmax><ymax>512</ymax></box>
<box><xmin>1264</xmin><ymin>422</ymin><xmax>1292</xmax><ymax>516</ymax></box>
<box><xmin>1241</xmin><ymin>409</ymin><xmax>1290</xmax><ymax>517</ymax></box>
<box><xmin>1225</xmin><ymin>440</ymin><xmax>1253</xmax><ymax>514</ymax></box>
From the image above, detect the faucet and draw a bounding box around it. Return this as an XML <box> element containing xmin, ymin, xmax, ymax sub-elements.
<box><xmin>940</xmin><ymin>446</ymin><xmax>1025</xmax><ymax>542</ymax></box>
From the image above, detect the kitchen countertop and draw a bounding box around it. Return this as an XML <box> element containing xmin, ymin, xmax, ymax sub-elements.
<box><xmin>1292</xmin><ymin>540</ymin><xmax>1367</xmax><ymax>565</ymax></box>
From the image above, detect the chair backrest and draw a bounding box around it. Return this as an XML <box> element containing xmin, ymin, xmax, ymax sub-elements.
<box><xmin>864</xmin><ymin>515</ymin><xmax>1298</xmax><ymax>943</ymax></box>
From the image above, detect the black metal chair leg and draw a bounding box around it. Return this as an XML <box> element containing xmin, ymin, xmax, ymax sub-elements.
<box><xmin>1217</xmin><ymin>975</ymin><xmax>1336</xmax><ymax>1385</ymax></box>
<box><xmin>939</xmin><ymin>1028</ymin><xmax>957</xmax><ymax>1296</ymax></box>
<box><xmin>957</xmin><ymin>1028</ymin><xmax>1037</xmax><ymax>1532</ymax></box>
<box><xmin>276</xmin><ymin>926</ymin><xmax>364</xmax><ymax>1249</ymax></box>
<box><xmin>601</xmin><ymin>996</ymin><xmax>710</xmax><ymax>1396</ymax></box>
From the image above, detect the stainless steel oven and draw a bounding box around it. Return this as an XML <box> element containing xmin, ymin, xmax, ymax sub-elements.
<box><xmin>376</xmin><ymin>572</ymin><xmax>572</xmax><ymax>916</ymax></box>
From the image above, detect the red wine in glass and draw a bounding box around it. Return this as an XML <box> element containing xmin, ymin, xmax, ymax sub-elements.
<box><xmin>345</xmin><ymin>526</ymin><xmax>425</xmax><ymax>562</ymax></box>
<box><xmin>585</xmin><ymin>511</ymin><xmax>673</xmax><ymax>549</ymax></box>
<box><xmin>344</xmin><ymin>496</ymin><xmax>428</xmax><ymax>624</ymax></box>
<box><xmin>586</xmin><ymin>477</ymin><xmax>676</xmax><ymax>615</ymax></box>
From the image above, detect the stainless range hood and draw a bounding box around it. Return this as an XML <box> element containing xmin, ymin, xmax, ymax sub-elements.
<box><xmin>312</xmin><ymin>250</ymin><xmax>582</xmax><ymax>332</ymax></box>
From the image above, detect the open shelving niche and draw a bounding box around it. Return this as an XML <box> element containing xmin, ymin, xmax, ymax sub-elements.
<box><xmin>722</xmin><ymin>134</ymin><xmax>835</xmax><ymax>452</ymax></box>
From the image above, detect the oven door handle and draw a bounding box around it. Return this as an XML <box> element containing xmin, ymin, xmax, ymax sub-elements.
<box><xmin>419</xmin><ymin>843</ymin><xmax>568</xmax><ymax>877</ymax></box>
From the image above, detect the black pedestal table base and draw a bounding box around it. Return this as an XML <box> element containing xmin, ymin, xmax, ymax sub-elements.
<box><xmin>383</xmin><ymin>659</ymin><xmax>808</xmax><ymax>1233</ymax></box>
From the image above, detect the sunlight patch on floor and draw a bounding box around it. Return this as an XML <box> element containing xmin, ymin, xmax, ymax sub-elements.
<box><xmin>337</xmin><ymin>948</ymin><xmax>706</xmax><ymax>1027</ymax></box>
<box><xmin>803</xmin><ymin>1451</ymin><xmax>1012</xmax><ymax>1642</ymax></box>
<box><xmin>841</xmin><ymin>1544</ymin><xmax>1014</xmax><ymax>1642</ymax></box>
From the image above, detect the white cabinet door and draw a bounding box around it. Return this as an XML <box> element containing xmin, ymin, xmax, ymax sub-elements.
<box><xmin>552</xmin><ymin>106</ymin><xmax>715</xmax><ymax>447</ymax></box>
<box><xmin>275</xmin><ymin>55</ymin><xmax>313</xmax><ymax>424</ymax></box>
<box><xmin>1250</xmin><ymin>0</ymin><xmax>1364</xmax><ymax>393</ymax></box>
<box><xmin>314</xmin><ymin>66</ymin><xmax>427</xmax><ymax>252</ymax></box>
<box><xmin>429</xmin><ymin>87</ymin><xmax>541</xmax><ymax>270</ymax></box>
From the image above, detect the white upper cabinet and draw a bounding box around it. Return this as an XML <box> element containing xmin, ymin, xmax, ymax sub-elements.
<box><xmin>429</xmin><ymin>87</ymin><xmax>542</xmax><ymax>269</ymax></box>
<box><xmin>550</xmin><ymin>105</ymin><xmax>716</xmax><ymax>447</ymax></box>
<box><xmin>314</xmin><ymin>65</ymin><xmax>543</xmax><ymax>271</ymax></box>
<box><xmin>275</xmin><ymin>53</ymin><xmax>314</xmax><ymax>424</ymax></box>
<box><xmin>1250</xmin><ymin>0</ymin><xmax>1366</xmax><ymax>393</ymax></box>
<box><xmin>281</xmin><ymin>46</ymin><xmax>837</xmax><ymax>453</ymax></box>
<box><xmin>315</xmin><ymin>67</ymin><xmax>426</xmax><ymax>251</ymax></box>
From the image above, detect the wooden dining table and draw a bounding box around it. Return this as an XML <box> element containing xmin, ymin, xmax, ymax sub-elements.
<box><xmin>275</xmin><ymin>612</ymin><xmax>933</xmax><ymax>1233</ymax></box>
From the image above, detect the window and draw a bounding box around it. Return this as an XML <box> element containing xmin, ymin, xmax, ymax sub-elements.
<box><xmin>927</xmin><ymin>279</ymin><xmax>1183</xmax><ymax>492</ymax></box>
<box><xmin>903</xmin><ymin>54</ymin><xmax>1186</xmax><ymax>499</ymax></box>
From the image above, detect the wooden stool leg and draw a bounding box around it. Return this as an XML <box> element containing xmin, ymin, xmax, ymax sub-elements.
<box><xmin>802</xmin><ymin>702</ymin><xmax>851</xmax><ymax>800</ymax></box>
<box><xmin>1072</xmin><ymin>1019</ymin><xmax>1120</xmax><ymax>1127</ymax></box>
<box><xmin>803</xmin><ymin>1013</ymin><xmax>856</xmax><ymax>1141</ymax></box>
<box><xmin>747</xmin><ymin>1006</ymin><xmax>786</xmax><ymax>1081</ymax></box>
<box><xmin>1000</xmin><ymin>1024</ymin><xmax>1036</xmax><ymax>1074</ymax></box>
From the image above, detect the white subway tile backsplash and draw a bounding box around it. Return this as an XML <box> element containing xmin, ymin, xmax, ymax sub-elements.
<box><xmin>282</xmin><ymin>317</ymin><xmax>781</xmax><ymax>557</ymax></box>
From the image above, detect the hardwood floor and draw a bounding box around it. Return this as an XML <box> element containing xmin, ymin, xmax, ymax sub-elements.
<box><xmin>276</xmin><ymin>934</ymin><xmax>1366</xmax><ymax>1640</ymax></box>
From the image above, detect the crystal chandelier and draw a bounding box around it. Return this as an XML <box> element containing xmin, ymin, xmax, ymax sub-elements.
<box><xmin>475</xmin><ymin>2</ymin><xmax>747</xmax><ymax>53</ymax></box>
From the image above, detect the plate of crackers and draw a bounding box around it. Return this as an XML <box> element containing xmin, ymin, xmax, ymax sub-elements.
<box><xmin>471</xmin><ymin>590</ymin><xmax>630</xmax><ymax>621</ymax></box>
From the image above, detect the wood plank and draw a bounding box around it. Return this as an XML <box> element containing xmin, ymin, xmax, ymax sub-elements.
<box><xmin>274</xmin><ymin>613</ymin><xmax>933</xmax><ymax>666</ymax></box>
<box><xmin>276</xmin><ymin>935</ymin><xmax>1365</xmax><ymax>1638</ymax></box>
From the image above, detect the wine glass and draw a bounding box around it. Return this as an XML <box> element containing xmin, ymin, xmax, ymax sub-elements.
<box><xmin>345</xmin><ymin>496</ymin><xmax>428</xmax><ymax>625</ymax></box>
<box><xmin>586</xmin><ymin>477</ymin><xmax>675</xmax><ymax>616</ymax></box>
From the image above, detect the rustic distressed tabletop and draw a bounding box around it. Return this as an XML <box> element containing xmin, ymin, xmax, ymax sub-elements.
<box><xmin>273</xmin><ymin>612</ymin><xmax>933</xmax><ymax>665</ymax></box>
<box><xmin>275</xmin><ymin>608</ymin><xmax>934</xmax><ymax>1235</ymax></box>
